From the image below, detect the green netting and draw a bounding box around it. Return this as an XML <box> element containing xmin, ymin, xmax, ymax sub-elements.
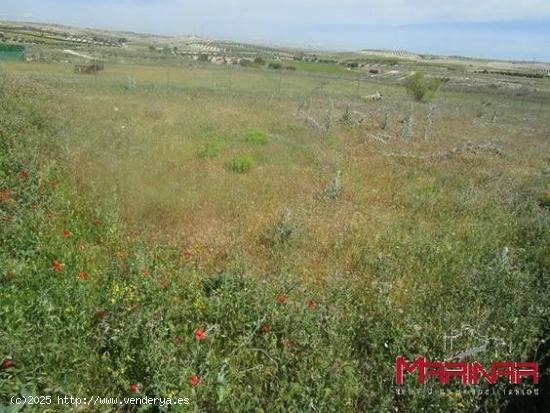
<box><xmin>0</xmin><ymin>43</ymin><xmax>25</xmax><ymax>60</ymax></box>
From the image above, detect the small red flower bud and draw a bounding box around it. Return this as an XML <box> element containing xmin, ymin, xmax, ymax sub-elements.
<box><xmin>1</xmin><ymin>359</ymin><xmax>13</xmax><ymax>369</ymax></box>
<box><xmin>188</xmin><ymin>375</ymin><xmax>200</xmax><ymax>386</ymax></box>
<box><xmin>194</xmin><ymin>328</ymin><xmax>206</xmax><ymax>341</ymax></box>
<box><xmin>52</xmin><ymin>260</ymin><xmax>62</xmax><ymax>272</ymax></box>
<box><xmin>130</xmin><ymin>383</ymin><xmax>138</xmax><ymax>393</ymax></box>
<box><xmin>276</xmin><ymin>294</ymin><xmax>288</xmax><ymax>304</ymax></box>
<box><xmin>181</xmin><ymin>249</ymin><xmax>193</xmax><ymax>259</ymax></box>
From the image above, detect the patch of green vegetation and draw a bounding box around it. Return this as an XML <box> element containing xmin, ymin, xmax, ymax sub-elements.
<box><xmin>406</xmin><ymin>71</ymin><xmax>445</xmax><ymax>102</ymax></box>
<box><xmin>537</xmin><ymin>190</ymin><xmax>550</xmax><ymax>209</ymax></box>
<box><xmin>198</xmin><ymin>141</ymin><xmax>224</xmax><ymax>158</ymax></box>
<box><xmin>244</xmin><ymin>130</ymin><xmax>269</xmax><ymax>145</ymax></box>
<box><xmin>287</xmin><ymin>60</ymin><xmax>348</xmax><ymax>74</ymax></box>
<box><xmin>227</xmin><ymin>154</ymin><xmax>254</xmax><ymax>173</ymax></box>
<box><xmin>1</xmin><ymin>47</ymin><xmax>550</xmax><ymax>413</ymax></box>
<box><xmin>0</xmin><ymin>43</ymin><xmax>25</xmax><ymax>60</ymax></box>
<box><xmin>253</xmin><ymin>57</ymin><xmax>266</xmax><ymax>66</ymax></box>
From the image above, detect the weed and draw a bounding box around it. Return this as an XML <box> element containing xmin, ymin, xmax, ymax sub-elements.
<box><xmin>244</xmin><ymin>130</ymin><xmax>269</xmax><ymax>145</ymax></box>
<box><xmin>263</xmin><ymin>208</ymin><xmax>298</xmax><ymax>247</ymax></box>
<box><xmin>380</xmin><ymin>111</ymin><xmax>390</xmax><ymax>130</ymax></box>
<box><xmin>399</xmin><ymin>113</ymin><xmax>414</xmax><ymax>139</ymax></box>
<box><xmin>322</xmin><ymin>170</ymin><xmax>342</xmax><ymax>199</ymax></box>
<box><xmin>227</xmin><ymin>154</ymin><xmax>254</xmax><ymax>173</ymax></box>
<box><xmin>339</xmin><ymin>105</ymin><xmax>353</xmax><ymax>127</ymax></box>
<box><xmin>198</xmin><ymin>141</ymin><xmax>223</xmax><ymax>159</ymax></box>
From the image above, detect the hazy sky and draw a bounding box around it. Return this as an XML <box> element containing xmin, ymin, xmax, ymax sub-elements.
<box><xmin>2</xmin><ymin>0</ymin><xmax>550</xmax><ymax>60</ymax></box>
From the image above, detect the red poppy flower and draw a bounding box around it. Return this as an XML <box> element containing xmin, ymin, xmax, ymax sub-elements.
<box><xmin>307</xmin><ymin>299</ymin><xmax>317</xmax><ymax>309</ymax></box>
<box><xmin>181</xmin><ymin>249</ymin><xmax>193</xmax><ymax>259</ymax></box>
<box><xmin>62</xmin><ymin>230</ymin><xmax>71</xmax><ymax>239</ymax></box>
<box><xmin>261</xmin><ymin>323</ymin><xmax>271</xmax><ymax>334</ymax></box>
<box><xmin>77</xmin><ymin>271</ymin><xmax>87</xmax><ymax>280</ymax></box>
<box><xmin>194</xmin><ymin>328</ymin><xmax>206</xmax><ymax>341</ymax></box>
<box><xmin>1</xmin><ymin>359</ymin><xmax>13</xmax><ymax>369</ymax></box>
<box><xmin>93</xmin><ymin>218</ymin><xmax>102</xmax><ymax>226</ymax></box>
<box><xmin>96</xmin><ymin>310</ymin><xmax>106</xmax><ymax>320</ymax></box>
<box><xmin>188</xmin><ymin>375</ymin><xmax>200</xmax><ymax>386</ymax></box>
<box><xmin>19</xmin><ymin>171</ymin><xmax>29</xmax><ymax>180</ymax></box>
<box><xmin>129</xmin><ymin>383</ymin><xmax>139</xmax><ymax>393</ymax></box>
<box><xmin>51</xmin><ymin>260</ymin><xmax>62</xmax><ymax>272</ymax></box>
<box><xmin>276</xmin><ymin>294</ymin><xmax>288</xmax><ymax>304</ymax></box>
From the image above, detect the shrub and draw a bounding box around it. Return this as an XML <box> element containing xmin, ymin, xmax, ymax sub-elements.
<box><xmin>262</xmin><ymin>208</ymin><xmax>298</xmax><ymax>247</ymax></box>
<box><xmin>406</xmin><ymin>71</ymin><xmax>443</xmax><ymax>102</ymax></box>
<box><xmin>322</xmin><ymin>170</ymin><xmax>342</xmax><ymax>199</ymax></box>
<box><xmin>244</xmin><ymin>130</ymin><xmax>269</xmax><ymax>145</ymax></box>
<box><xmin>268</xmin><ymin>62</ymin><xmax>282</xmax><ymax>70</ymax></box>
<box><xmin>227</xmin><ymin>154</ymin><xmax>254</xmax><ymax>173</ymax></box>
<box><xmin>253</xmin><ymin>57</ymin><xmax>266</xmax><ymax>66</ymax></box>
<box><xmin>239</xmin><ymin>58</ymin><xmax>254</xmax><ymax>67</ymax></box>
<box><xmin>339</xmin><ymin>105</ymin><xmax>354</xmax><ymax>128</ymax></box>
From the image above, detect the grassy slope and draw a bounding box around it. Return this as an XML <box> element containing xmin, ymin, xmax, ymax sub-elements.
<box><xmin>0</xmin><ymin>59</ymin><xmax>549</xmax><ymax>412</ymax></box>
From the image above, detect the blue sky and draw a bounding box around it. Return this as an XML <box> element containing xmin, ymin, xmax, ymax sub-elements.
<box><xmin>2</xmin><ymin>0</ymin><xmax>550</xmax><ymax>61</ymax></box>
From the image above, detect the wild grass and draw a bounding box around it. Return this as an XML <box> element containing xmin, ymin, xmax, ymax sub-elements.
<box><xmin>227</xmin><ymin>154</ymin><xmax>254</xmax><ymax>173</ymax></box>
<box><xmin>0</xmin><ymin>56</ymin><xmax>549</xmax><ymax>412</ymax></box>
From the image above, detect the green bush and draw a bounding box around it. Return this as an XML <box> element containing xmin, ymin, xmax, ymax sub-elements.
<box><xmin>239</xmin><ymin>58</ymin><xmax>254</xmax><ymax>67</ymax></box>
<box><xmin>253</xmin><ymin>57</ymin><xmax>266</xmax><ymax>66</ymax></box>
<box><xmin>268</xmin><ymin>62</ymin><xmax>282</xmax><ymax>70</ymax></box>
<box><xmin>227</xmin><ymin>154</ymin><xmax>254</xmax><ymax>173</ymax></box>
<box><xmin>406</xmin><ymin>71</ymin><xmax>443</xmax><ymax>102</ymax></box>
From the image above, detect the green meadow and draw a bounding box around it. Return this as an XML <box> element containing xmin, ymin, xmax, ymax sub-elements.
<box><xmin>1</xmin><ymin>54</ymin><xmax>549</xmax><ymax>412</ymax></box>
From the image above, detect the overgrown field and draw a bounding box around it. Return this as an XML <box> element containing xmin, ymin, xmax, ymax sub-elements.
<box><xmin>1</xmin><ymin>59</ymin><xmax>549</xmax><ymax>412</ymax></box>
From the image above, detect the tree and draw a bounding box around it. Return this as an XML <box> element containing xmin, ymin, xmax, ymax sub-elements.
<box><xmin>406</xmin><ymin>71</ymin><xmax>443</xmax><ymax>102</ymax></box>
<box><xmin>253</xmin><ymin>57</ymin><xmax>266</xmax><ymax>66</ymax></box>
